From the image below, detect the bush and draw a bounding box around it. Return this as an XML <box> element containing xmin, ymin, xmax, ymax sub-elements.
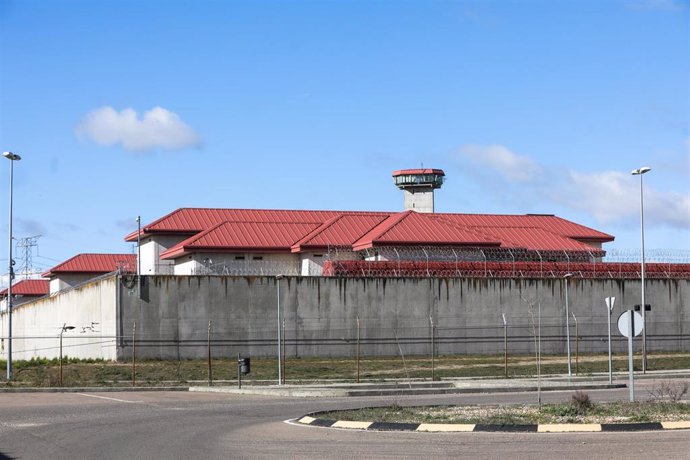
<box><xmin>648</xmin><ymin>380</ymin><xmax>689</xmax><ymax>402</ymax></box>
<box><xmin>571</xmin><ymin>391</ymin><xmax>592</xmax><ymax>415</ymax></box>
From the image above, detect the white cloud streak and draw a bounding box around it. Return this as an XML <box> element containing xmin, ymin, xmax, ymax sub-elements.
<box><xmin>459</xmin><ymin>144</ymin><xmax>542</xmax><ymax>182</ymax></box>
<box><xmin>76</xmin><ymin>106</ymin><xmax>202</xmax><ymax>152</ymax></box>
<box><xmin>456</xmin><ymin>144</ymin><xmax>690</xmax><ymax>230</ymax></box>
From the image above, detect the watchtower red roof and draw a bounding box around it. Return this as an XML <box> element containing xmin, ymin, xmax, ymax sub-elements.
<box><xmin>392</xmin><ymin>168</ymin><xmax>445</xmax><ymax>177</ymax></box>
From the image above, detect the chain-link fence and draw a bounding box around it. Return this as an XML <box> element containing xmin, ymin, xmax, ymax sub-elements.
<box><xmin>192</xmin><ymin>259</ymin><xmax>301</xmax><ymax>276</ymax></box>
<box><xmin>4</xmin><ymin>316</ymin><xmax>689</xmax><ymax>387</ymax></box>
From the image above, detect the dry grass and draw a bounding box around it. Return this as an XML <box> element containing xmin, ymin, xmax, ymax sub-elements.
<box><xmin>1</xmin><ymin>352</ymin><xmax>690</xmax><ymax>387</ymax></box>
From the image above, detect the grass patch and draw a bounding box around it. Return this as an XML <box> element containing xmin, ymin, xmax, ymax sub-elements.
<box><xmin>0</xmin><ymin>352</ymin><xmax>689</xmax><ymax>387</ymax></box>
<box><xmin>319</xmin><ymin>399</ymin><xmax>690</xmax><ymax>425</ymax></box>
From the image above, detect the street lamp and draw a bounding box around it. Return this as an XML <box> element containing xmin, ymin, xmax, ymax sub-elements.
<box><xmin>3</xmin><ymin>151</ymin><xmax>21</xmax><ymax>381</ymax></box>
<box><xmin>136</xmin><ymin>216</ymin><xmax>141</xmax><ymax>298</ymax></box>
<box><xmin>275</xmin><ymin>274</ymin><xmax>284</xmax><ymax>386</ymax></box>
<box><xmin>631</xmin><ymin>166</ymin><xmax>651</xmax><ymax>373</ymax></box>
<box><xmin>564</xmin><ymin>273</ymin><xmax>573</xmax><ymax>378</ymax></box>
<box><xmin>59</xmin><ymin>324</ymin><xmax>75</xmax><ymax>386</ymax></box>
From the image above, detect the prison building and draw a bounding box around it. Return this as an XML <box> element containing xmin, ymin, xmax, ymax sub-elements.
<box><xmin>42</xmin><ymin>253</ymin><xmax>136</xmax><ymax>294</ymax></box>
<box><xmin>124</xmin><ymin>207</ymin><xmax>613</xmax><ymax>277</ymax></box>
<box><xmin>0</xmin><ymin>279</ymin><xmax>49</xmax><ymax>310</ymax></box>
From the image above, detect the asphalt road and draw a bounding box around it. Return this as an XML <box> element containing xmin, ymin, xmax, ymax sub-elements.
<box><xmin>1</xmin><ymin>381</ymin><xmax>689</xmax><ymax>460</ymax></box>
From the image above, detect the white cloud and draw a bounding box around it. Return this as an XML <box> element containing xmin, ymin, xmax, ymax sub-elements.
<box><xmin>76</xmin><ymin>106</ymin><xmax>202</xmax><ymax>152</ymax></box>
<box><xmin>455</xmin><ymin>144</ymin><xmax>690</xmax><ymax>230</ymax></box>
<box><xmin>567</xmin><ymin>170</ymin><xmax>690</xmax><ymax>228</ymax></box>
<box><xmin>459</xmin><ymin>145</ymin><xmax>542</xmax><ymax>182</ymax></box>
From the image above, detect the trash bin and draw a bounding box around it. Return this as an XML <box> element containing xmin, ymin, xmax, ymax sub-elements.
<box><xmin>239</xmin><ymin>357</ymin><xmax>250</xmax><ymax>375</ymax></box>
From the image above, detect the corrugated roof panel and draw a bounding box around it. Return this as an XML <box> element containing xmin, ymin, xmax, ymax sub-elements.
<box><xmin>125</xmin><ymin>208</ymin><xmax>388</xmax><ymax>241</ymax></box>
<box><xmin>473</xmin><ymin>226</ymin><xmax>595</xmax><ymax>251</ymax></box>
<box><xmin>353</xmin><ymin>211</ymin><xmax>500</xmax><ymax>250</ymax></box>
<box><xmin>292</xmin><ymin>214</ymin><xmax>392</xmax><ymax>251</ymax></box>
<box><xmin>160</xmin><ymin>221</ymin><xmax>323</xmax><ymax>259</ymax></box>
<box><xmin>436</xmin><ymin>213</ymin><xmax>613</xmax><ymax>241</ymax></box>
<box><xmin>42</xmin><ymin>254</ymin><xmax>136</xmax><ymax>277</ymax></box>
<box><xmin>0</xmin><ymin>279</ymin><xmax>49</xmax><ymax>297</ymax></box>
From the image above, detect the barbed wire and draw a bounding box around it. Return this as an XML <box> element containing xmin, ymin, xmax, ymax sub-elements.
<box><xmin>322</xmin><ymin>246</ymin><xmax>690</xmax><ymax>279</ymax></box>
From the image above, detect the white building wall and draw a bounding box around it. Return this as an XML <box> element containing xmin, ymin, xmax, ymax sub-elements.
<box><xmin>301</xmin><ymin>251</ymin><xmax>361</xmax><ymax>275</ymax></box>
<box><xmin>140</xmin><ymin>235</ymin><xmax>188</xmax><ymax>275</ymax></box>
<box><xmin>49</xmin><ymin>273</ymin><xmax>105</xmax><ymax>295</ymax></box>
<box><xmin>403</xmin><ymin>189</ymin><xmax>435</xmax><ymax>213</ymax></box>
<box><xmin>173</xmin><ymin>252</ymin><xmax>301</xmax><ymax>276</ymax></box>
<box><xmin>0</xmin><ymin>275</ymin><xmax>118</xmax><ymax>361</ymax></box>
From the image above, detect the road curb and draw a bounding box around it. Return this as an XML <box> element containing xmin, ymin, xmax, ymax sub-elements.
<box><xmin>0</xmin><ymin>386</ymin><xmax>189</xmax><ymax>393</ymax></box>
<box><xmin>296</xmin><ymin>415</ymin><xmax>690</xmax><ymax>433</ymax></box>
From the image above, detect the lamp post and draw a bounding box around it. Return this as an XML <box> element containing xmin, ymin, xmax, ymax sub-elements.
<box><xmin>3</xmin><ymin>151</ymin><xmax>21</xmax><ymax>381</ymax></box>
<box><xmin>564</xmin><ymin>273</ymin><xmax>573</xmax><ymax>378</ymax></box>
<box><xmin>631</xmin><ymin>166</ymin><xmax>651</xmax><ymax>373</ymax></box>
<box><xmin>275</xmin><ymin>274</ymin><xmax>284</xmax><ymax>386</ymax></box>
<box><xmin>136</xmin><ymin>216</ymin><xmax>141</xmax><ymax>298</ymax></box>
<box><xmin>59</xmin><ymin>323</ymin><xmax>75</xmax><ymax>386</ymax></box>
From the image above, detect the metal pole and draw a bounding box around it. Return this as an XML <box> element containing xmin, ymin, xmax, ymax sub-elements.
<box><xmin>136</xmin><ymin>216</ymin><xmax>141</xmax><ymax>298</ymax></box>
<box><xmin>207</xmin><ymin>320</ymin><xmax>212</xmax><ymax>386</ymax></box>
<box><xmin>502</xmin><ymin>313</ymin><xmax>508</xmax><ymax>378</ymax></box>
<box><xmin>538</xmin><ymin>301</ymin><xmax>542</xmax><ymax>407</ymax></box>
<box><xmin>281</xmin><ymin>317</ymin><xmax>286</xmax><ymax>385</ymax></box>
<box><xmin>607</xmin><ymin>298</ymin><xmax>614</xmax><ymax>384</ymax></box>
<box><xmin>132</xmin><ymin>322</ymin><xmax>136</xmax><ymax>387</ymax></box>
<box><xmin>59</xmin><ymin>327</ymin><xmax>64</xmax><ymax>387</ymax></box>
<box><xmin>572</xmin><ymin>312</ymin><xmax>578</xmax><ymax>375</ymax></box>
<box><xmin>639</xmin><ymin>173</ymin><xmax>647</xmax><ymax>374</ymax></box>
<box><xmin>632</xmin><ymin>167</ymin><xmax>651</xmax><ymax>373</ymax></box>
<box><xmin>237</xmin><ymin>353</ymin><xmax>241</xmax><ymax>389</ymax></box>
<box><xmin>628</xmin><ymin>311</ymin><xmax>635</xmax><ymax>402</ymax></box>
<box><xmin>356</xmin><ymin>315</ymin><xmax>360</xmax><ymax>383</ymax></box>
<box><xmin>430</xmin><ymin>315</ymin><xmax>435</xmax><ymax>381</ymax></box>
<box><xmin>5</xmin><ymin>154</ymin><xmax>18</xmax><ymax>381</ymax></box>
<box><xmin>564</xmin><ymin>275</ymin><xmax>572</xmax><ymax>378</ymax></box>
<box><xmin>276</xmin><ymin>275</ymin><xmax>282</xmax><ymax>386</ymax></box>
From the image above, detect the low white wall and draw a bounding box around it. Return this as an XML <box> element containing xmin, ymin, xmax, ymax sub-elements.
<box><xmin>0</xmin><ymin>275</ymin><xmax>118</xmax><ymax>361</ymax></box>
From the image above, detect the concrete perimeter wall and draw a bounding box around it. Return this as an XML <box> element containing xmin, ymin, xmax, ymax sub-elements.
<box><xmin>0</xmin><ymin>275</ymin><xmax>118</xmax><ymax>361</ymax></box>
<box><xmin>118</xmin><ymin>276</ymin><xmax>689</xmax><ymax>360</ymax></box>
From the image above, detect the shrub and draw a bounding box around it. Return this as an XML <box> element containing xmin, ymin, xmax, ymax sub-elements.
<box><xmin>571</xmin><ymin>391</ymin><xmax>592</xmax><ymax>415</ymax></box>
<box><xmin>648</xmin><ymin>380</ymin><xmax>689</xmax><ymax>402</ymax></box>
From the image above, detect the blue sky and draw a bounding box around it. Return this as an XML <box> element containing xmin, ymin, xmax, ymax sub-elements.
<box><xmin>0</xmin><ymin>0</ymin><xmax>688</xmax><ymax>281</ymax></box>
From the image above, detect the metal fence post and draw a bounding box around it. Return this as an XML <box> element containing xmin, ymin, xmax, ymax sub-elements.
<box><xmin>502</xmin><ymin>313</ymin><xmax>508</xmax><ymax>378</ymax></box>
<box><xmin>59</xmin><ymin>330</ymin><xmax>64</xmax><ymax>387</ymax></box>
<box><xmin>572</xmin><ymin>312</ymin><xmax>578</xmax><ymax>375</ymax></box>
<box><xmin>208</xmin><ymin>320</ymin><xmax>213</xmax><ymax>386</ymax></box>
<box><xmin>132</xmin><ymin>322</ymin><xmax>136</xmax><ymax>387</ymax></box>
<box><xmin>281</xmin><ymin>317</ymin><xmax>286</xmax><ymax>384</ymax></box>
<box><xmin>356</xmin><ymin>315</ymin><xmax>360</xmax><ymax>383</ymax></box>
<box><xmin>430</xmin><ymin>315</ymin><xmax>435</xmax><ymax>381</ymax></box>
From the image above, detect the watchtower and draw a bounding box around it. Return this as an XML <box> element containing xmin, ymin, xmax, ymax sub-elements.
<box><xmin>392</xmin><ymin>168</ymin><xmax>445</xmax><ymax>213</ymax></box>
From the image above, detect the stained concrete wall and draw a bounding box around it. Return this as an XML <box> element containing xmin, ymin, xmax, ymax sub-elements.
<box><xmin>0</xmin><ymin>275</ymin><xmax>118</xmax><ymax>361</ymax></box>
<box><xmin>117</xmin><ymin>275</ymin><xmax>689</xmax><ymax>360</ymax></box>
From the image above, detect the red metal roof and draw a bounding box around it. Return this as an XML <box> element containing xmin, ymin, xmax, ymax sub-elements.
<box><xmin>0</xmin><ymin>279</ymin><xmax>49</xmax><ymax>297</ymax></box>
<box><xmin>161</xmin><ymin>221</ymin><xmax>323</xmax><ymax>259</ymax></box>
<box><xmin>124</xmin><ymin>208</ymin><xmax>365</xmax><ymax>241</ymax></box>
<box><xmin>128</xmin><ymin>207</ymin><xmax>614</xmax><ymax>258</ymax></box>
<box><xmin>291</xmin><ymin>214</ymin><xmax>390</xmax><ymax>252</ymax></box>
<box><xmin>434</xmin><ymin>213</ymin><xmax>613</xmax><ymax>241</ymax></box>
<box><xmin>42</xmin><ymin>253</ymin><xmax>136</xmax><ymax>277</ymax></box>
<box><xmin>470</xmin><ymin>226</ymin><xmax>596</xmax><ymax>252</ymax></box>
<box><xmin>392</xmin><ymin>168</ymin><xmax>445</xmax><ymax>177</ymax></box>
<box><xmin>352</xmin><ymin>211</ymin><xmax>500</xmax><ymax>251</ymax></box>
